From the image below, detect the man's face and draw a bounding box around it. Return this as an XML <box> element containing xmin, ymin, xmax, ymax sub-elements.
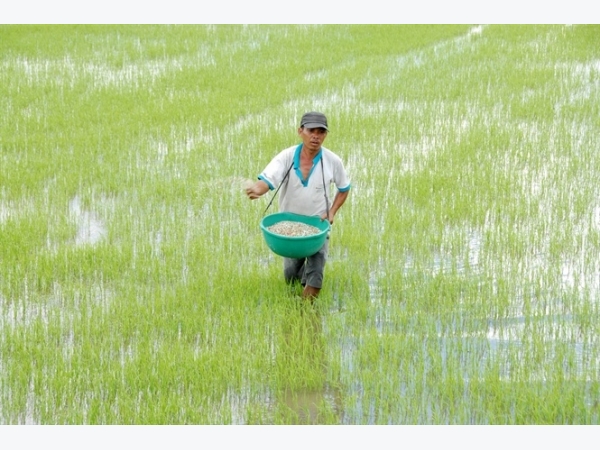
<box><xmin>298</xmin><ymin>127</ymin><xmax>327</xmax><ymax>152</ymax></box>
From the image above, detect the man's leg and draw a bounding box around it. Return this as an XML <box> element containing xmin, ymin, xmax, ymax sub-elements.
<box><xmin>301</xmin><ymin>239</ymin><xmax>328</xmax><ymax>300</ymax></box>
<box><xmin>284</xmin><ymin>257</ymin><xmax>306</xmax><ymax>285</ymax></box>
<box><xmin>303</xmin><ymin>285</ymin><xmax>321</xmax><ymax>299</ymax></box>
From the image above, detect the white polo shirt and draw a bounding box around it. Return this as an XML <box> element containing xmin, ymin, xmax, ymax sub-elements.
<box><xmin>258</xmin><ymin>144</ymin><xmax>351</xmax><ymax>217</ymax></box>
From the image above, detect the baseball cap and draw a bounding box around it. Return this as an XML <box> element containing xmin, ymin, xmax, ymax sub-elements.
<box><xmin>300</xmin><ymin>111</ymin><xmax>328</xmax><ymax>130</ymax></box>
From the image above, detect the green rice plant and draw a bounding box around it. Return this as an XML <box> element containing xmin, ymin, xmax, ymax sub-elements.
<box><xmin>1</xmin><ymin>24</ymin><xmax>600</xmax><ymax>424</ymax></box>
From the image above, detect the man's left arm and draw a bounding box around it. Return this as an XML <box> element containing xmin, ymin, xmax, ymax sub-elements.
<box><xmin>323</xmin><ymin>189</ymin><xmax>349</xmax><ymax>224</ymax></box>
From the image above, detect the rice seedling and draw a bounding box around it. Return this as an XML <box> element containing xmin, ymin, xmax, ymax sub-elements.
<box><xmin>1</xmin><ymin>24</ymin><xmax>599</xmax><ymax>424</ymax></box>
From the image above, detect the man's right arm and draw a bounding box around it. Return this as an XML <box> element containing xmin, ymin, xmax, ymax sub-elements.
<box><xmin>245</xmin><ymin>180</ymin><xmax>270</xmax><ymax>200</ymax></box>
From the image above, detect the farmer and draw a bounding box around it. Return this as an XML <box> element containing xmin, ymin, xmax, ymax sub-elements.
<box><xmin>246</xmin><ymin>111</ymin><xmax>351</xmax><ymax>299</ymax></box>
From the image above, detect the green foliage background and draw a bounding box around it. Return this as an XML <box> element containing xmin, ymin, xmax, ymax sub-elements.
<box><xmin>1</xmin><ymin>25</ymin><xmax>599</xmax><ymax>424</ymax></box>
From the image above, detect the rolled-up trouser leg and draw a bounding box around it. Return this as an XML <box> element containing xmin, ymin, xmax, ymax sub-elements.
<box><xmin>283</xmin><ymin>238</ymin><xmax>328</xmax><ymax>289</ymax></box>
<box><xmin>284</xmin><ymin>257</ymin><xmax>305</xmax><ymax>285</ymax></box>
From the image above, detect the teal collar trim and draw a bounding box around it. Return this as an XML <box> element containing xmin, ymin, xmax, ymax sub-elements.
<box><xmin>293</xmin><ymin>144</ymin><xmax>323</xmax><ymax>187</ymax></box>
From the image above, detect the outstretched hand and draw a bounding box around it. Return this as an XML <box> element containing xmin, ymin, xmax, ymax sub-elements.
<box><xmin>244</xmin><ymin>180</ymin><xmax>269</xmax><ymax>200</ymax></box>
<box><xmin>245</xmin><ymin>185</ymin><xmax>262</xmax><ymax>200</ymax></box>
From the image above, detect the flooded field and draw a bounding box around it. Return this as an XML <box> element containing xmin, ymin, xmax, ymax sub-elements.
<box><xmin>1</xmin><ymin>24</ymin><xmax>600</xmax><ymax>424</ymax></box>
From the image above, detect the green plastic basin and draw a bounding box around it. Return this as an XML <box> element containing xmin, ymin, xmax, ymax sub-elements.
<box><xmin>260</xmin><ymin>212</ymin><xmax>330</xmax><ymax>258</ymax></box>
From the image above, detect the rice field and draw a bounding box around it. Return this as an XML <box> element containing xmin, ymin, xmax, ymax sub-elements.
<box><xmin>1</xmin><ymin>24</ymin><xmax>600</xmax><ymax>425</ymax></box>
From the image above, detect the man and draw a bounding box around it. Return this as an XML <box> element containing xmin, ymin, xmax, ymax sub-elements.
<box><xmin>246</xmin><ymin>111</ymin><xmax>351</xmax><ymax>299</ymax></box>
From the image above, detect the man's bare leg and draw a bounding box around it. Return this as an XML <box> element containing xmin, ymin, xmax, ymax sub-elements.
<box><xmin>303</xmin><ymin>285</ymin><xmax>320</xmax><ymax>300</ymax></box>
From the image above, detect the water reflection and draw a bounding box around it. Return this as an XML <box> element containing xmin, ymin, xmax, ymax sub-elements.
<box><xmin>275</xmin><ymin>305</ymin><xmax>342</xmax><ymax>424</ymax></box>
<box><xmin>69</xmin><ymin>196</ymin><xmax>106</xmax><ymax>246</ymax></box>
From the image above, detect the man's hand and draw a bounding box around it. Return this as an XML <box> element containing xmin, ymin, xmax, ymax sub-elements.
<box><xmin>320</xmin><ymin>211</ymin><xmax>334</xmax><ymax>224</ymax></box>
<box><xmin>245</xmin><ymin>180</ymin><xmax>269</xmax><ymax>200</ymax></box>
